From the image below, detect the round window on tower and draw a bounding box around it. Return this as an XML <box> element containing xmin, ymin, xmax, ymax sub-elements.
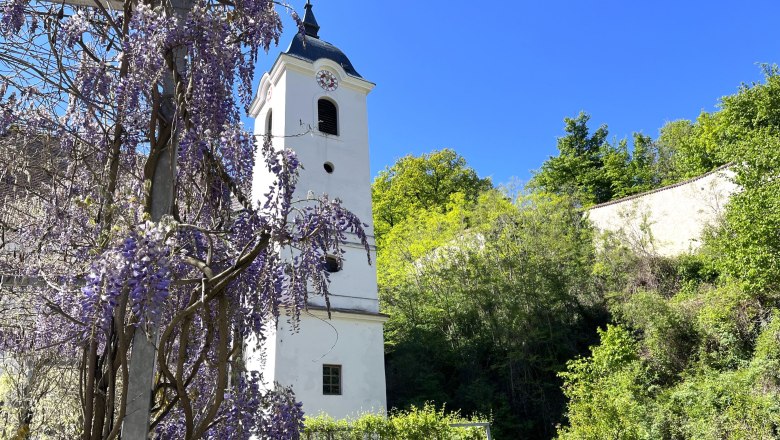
<box><xmin>323</xmin><ymin>162</ymin><xmax>334</xmax><ymax>174</ymax></box>
<box><xmin>324</xmin><ymin>255</ymin><xmax>342</xmax><ymax>273</ymax></box>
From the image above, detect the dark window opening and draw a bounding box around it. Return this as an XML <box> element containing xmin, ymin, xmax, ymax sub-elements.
<box><xmin>323</xmin><ymin>162</ymin><xmax>334</xmax><ymax>174</ymax></box>
<box><xmin>324</xmin><ymin>255</ymin><xmax>341</xmax><ymax>273</ymax></box>
<box><xmin>266</xmin><ymin>110</ymin><xmax>273</xmax><ymax>136</ymax></box>
<box><xmin>323</xmin><ymin>364</ymin><xmax>341</xmax><ymax>395</ymax></box>
<box><xmin>318</xmin><ymin>99</ymin><xmax>338</xmax><ymax>135</ymax></box>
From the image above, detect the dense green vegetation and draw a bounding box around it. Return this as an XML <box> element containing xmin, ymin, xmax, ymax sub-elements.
<box><xmin>374</xmin><ymin>152</ymin><xmax>608</xmax><ymax>438</ymax></box>
<box><xmin>303</xmin><ymin>404</ymin><xmax>486</xmax><ymax>439</ymax></box>
<box><xmin>558</xmin><ymin>66</ymin><xmax>780</xmax><ymax>439</ymax></box>
<box><xmin>529</xmin><ymin>107</ymin><xmax>731</xmax><ymax>205</ymax></box>
<box><xmin>371</xmin><ymin>149</ymin><xmax>492</xmax><ymax>248</ymax></box>
<box><xmin>375</xmin><ymin>67</ymin><xmax>780</xmax><ymax>439</ymax></box>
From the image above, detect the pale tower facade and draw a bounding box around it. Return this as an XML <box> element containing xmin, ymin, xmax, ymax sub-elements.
<box><xmin>247</xmin><ymin>2</ymin><xmax>387</xmax><ymax>419</ymax></box>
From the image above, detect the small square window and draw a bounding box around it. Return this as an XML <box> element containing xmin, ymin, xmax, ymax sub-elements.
<box><xmin>323</xmin><ymin>364</ymin><xmax>341</xmax><ymax>395</ymax></box>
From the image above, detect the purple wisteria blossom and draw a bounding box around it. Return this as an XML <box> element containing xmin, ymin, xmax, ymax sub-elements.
<box><xmin>0</xmin><ymin>0</ymin><xmax>25</xmax><ymax>36</ymax></box>
<box><xmin>0</xmin><ymin>0</ymin><xmax>362</xmax><ymax>438</ymax></box>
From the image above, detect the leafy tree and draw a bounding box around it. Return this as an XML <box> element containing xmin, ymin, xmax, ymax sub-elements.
<box><xmin>626</xmin><ymin>133</ymin><xmax>658</xmax><ymax>195</ymax></box>
<box><xmin>656</xmin><ymin>365</ymin><xmax>780</xmax><ymax>440</ymax></box>
<box><xmin>616</xmin><ymin>290</ymin><xmax>698</xmax><ymax>380</ymax></box>
<box><xmin>0</xmin><ymin>354</ymin><xmax>81</xmax><ymax>438</ymax></box>
<box><xmin>531</xmin><ymin>113</ymin><xmax>664</xmax><ymax>205</ymax></box>
<box><xmin>530</xmin><ymin>112</ymin><xmax>614</xmax><ymax>205</ymax></box>
<box><xmin>656</xmin><ymin>119</ymin><xmax>700</xmax><ymax>181</ymax></box>
<box><xmin>557</xmin><ymin>325</ymin><xmax>653</xmax><ymax>440</ymax></box>
<box><xmin>601</xmin><ymin>137</ymin><xmax>632</xmax><ymax>199</ymax></box>
<box><xmin>0</xmin><ymin>1</ymin><xmax>366</xmax><ymax>438</ymax></box>
<box><xmin>559</xmin><ymin>322</ymin><xmax>780</xmax><ymax>440</ymax></box>
<box><xmin>558</xmin><ymin>224</ymin><xmax>780</xmax><ymax>439</ymax></box>
<box><xmin>709</xmin><ymin>66</ymin><xmax>780</xmax><ymax>295</ymax></box>
<box><xmin>379</xmin><ymin>187</ymin><xmax>605</xmax><ymax>439</ymax></box>
<box><xmin>371</xmin><ymin>149</ymin><xmax>492</xmax><ymax>246</ymax></box>
<box><xmin>547</xmin><ymin>67</ymin><xmax>780</xmax><ymax>440</ymax></box>
<box><xmin>655</xmin><ymin>114</ymin><xmax>730</xmax><ymax>183</ymax></box>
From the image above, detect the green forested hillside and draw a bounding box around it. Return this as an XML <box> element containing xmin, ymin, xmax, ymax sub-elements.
<box><xmin>558</xmin><ymin>67</ymin><xmax>780</xmax><ymax>440</ymax></box>
<box><xmin>374</xmin><ymin>67</ymin><xmax>780</xmax><ymax>439</ymax></box>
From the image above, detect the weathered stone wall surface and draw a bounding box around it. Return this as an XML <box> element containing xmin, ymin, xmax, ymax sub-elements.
<box><xmin>587</xmin><ymin>166</ymin><xmax>739</xmax><ymax>257</ymax></box>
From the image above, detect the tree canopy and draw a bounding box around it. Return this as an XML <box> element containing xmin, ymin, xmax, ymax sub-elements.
<box><xmin>375</xmin><ymin>159</ymin><xmax>605</xmax><ymax>437</ymax></box>
<box><xmin>709</xmin><ymin>66</ymin><xmax>780</xmax><ymax>295</ymax></box>
<box><xmin>371</xmin><ymin>149</ymin><xmax>492</xmax><ymax>246</ymax></box>
<box><xmin>530</xmin><ymin>110</ymin><xmax>732</xmax><ymax>207</ymax></box>
<box><xmin>377</xmin><ymin>67</ymin><xmax>780</xmax><ymax>440</ymax></box>
<box><xmin>557</xmin><ymin>67</ymin><xmax>780</xmax><ymax>440</ymax></box>
<box><xmin>530</xmin><ymin>112</ymin><xmax>615</xmax><ymax>205</ymax></box>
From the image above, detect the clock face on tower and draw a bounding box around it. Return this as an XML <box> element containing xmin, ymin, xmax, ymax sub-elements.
<box><xmin>316</xmin><ymin>70</ymin><xmax>338</xmax><ymax>91</ymax></box>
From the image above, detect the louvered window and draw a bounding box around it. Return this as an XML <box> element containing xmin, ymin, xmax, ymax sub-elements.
<box><xmin>318</xmin><ymin>99</ymin><xmax>338</xmax><ymax>135</ymax></box>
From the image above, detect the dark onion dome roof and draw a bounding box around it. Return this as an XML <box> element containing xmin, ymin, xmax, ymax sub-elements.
<box><xmin>283</xmin><ymin>1</ymin><xmax>362</xmax><ymax>78</ymax></box>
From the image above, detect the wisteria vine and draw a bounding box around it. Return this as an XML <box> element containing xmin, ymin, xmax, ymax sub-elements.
<box><xmin>0</xmin><ymin>0</ymin><xmax>365</xmax><ymax>438</ymax></box>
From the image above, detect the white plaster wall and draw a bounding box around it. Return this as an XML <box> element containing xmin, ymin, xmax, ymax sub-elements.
<box><xmin>587</xmin><ymin>167</ymin><xmax>739</xmax><ymax>256</ymax></box>
<box><xmin>280</xmin><ymin>61</ymin><xmax>374</xmax><ymax>227</ymax></box>
<box><xmin>246</xmin><ymin>52</ymin><xmax>387</xmax><ymax>420</ymax></box>
<box><xmin>244</xmin><ymin>324</ymin><xmax>278</xmax><ymax>388</ymax></box>
<box><xmin>306</xmin><ymin>243</ymin><xmax>379</xmax><ymax>312</ymax></box>
<box><xmin>251</xmin><ymin>71</ymin><xmax>287</xmax><ymax>210</ymax></box>
<box><xmin>273</xmin><ymin>311</ymin><xmax>387</xmax><ymax>419</ymax></box>
<box><xmin>250</xmin><ymin>55</ymin><xmax>379</xmax><ymax>313</ymax></box>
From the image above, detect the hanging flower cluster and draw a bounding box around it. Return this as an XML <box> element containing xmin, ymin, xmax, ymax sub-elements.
<box><xmin>60</xmin><ymin>9</ymin><xmax>90</xmax><ymax>48</ymax></box>
<box><xmin>0</xmin><ymin>0</ymin><xmax>25</xmax><ymax>36</ymax></box>
<box><xmin>80</xmin><ymin>221</ymin><xmax>173</xmax><ymax>336</ymax></box>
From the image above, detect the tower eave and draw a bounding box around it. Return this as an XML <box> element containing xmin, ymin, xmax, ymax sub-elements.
<box><xmin>264</xmin><ymin>52</ymin><xmax>375</xmax><ymax>93</ymax></box>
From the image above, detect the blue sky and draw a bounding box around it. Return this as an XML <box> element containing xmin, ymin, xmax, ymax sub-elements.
<box><xmin>251</xmin><ymin>1</ymin><xmax>779</xmax><ymax>186</ymax></box>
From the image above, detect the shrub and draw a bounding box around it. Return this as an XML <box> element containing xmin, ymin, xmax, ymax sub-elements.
<box><xmin>557</xmin><ymin>325</ymin><xmax>654</xmax><ymax>440</ymax></box>
<box><xmin>302</xmin><ymin>404</ymin><xmax>487</xmax><ymax>440</ymax></box>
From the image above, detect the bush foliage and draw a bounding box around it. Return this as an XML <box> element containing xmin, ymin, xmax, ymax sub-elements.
<box><xmin>302</xmin><ymin>404</ymin><xmax>487</xmax><ymax>440</ymax></box>
<box><xmin>376</xmin><ymin>68</ymin><xmax>780</xmax><ymax>439</ymax></box>
<box><xmin>556</xmin><ymin>68</ymin><xmax>780</xmax><ymax>439</ymax></box>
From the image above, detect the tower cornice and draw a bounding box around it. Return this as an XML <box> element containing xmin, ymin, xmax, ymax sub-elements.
<box><xmin>249</xmin><ymin>53</ymin><xmax>375</xmax><ymax>117</ymax></box>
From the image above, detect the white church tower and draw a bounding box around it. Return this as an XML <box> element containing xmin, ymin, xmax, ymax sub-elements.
<box><xmin>247</xmin><ymin>1</ymin><xmax>387</xmax><ymax>419</ymax></box>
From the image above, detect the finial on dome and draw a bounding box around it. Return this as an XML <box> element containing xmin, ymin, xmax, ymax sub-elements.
<box><xmin>303</xmin><ymin>1</ymin><xmax>320</xmax><ymax>39</ymax></box>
